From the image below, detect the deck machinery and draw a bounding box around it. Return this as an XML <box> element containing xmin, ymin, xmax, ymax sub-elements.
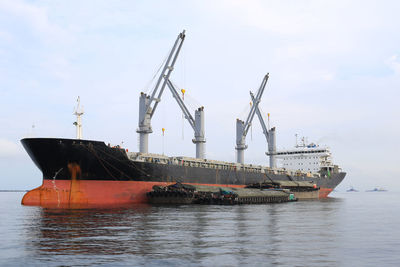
<box><xmin>235</xmin><ymin>74</ymin><xmax>277</xmax><ymax>167</ymax></box>
<box><xmin>137</xmin><ymin>30</ymin><xmax>206</xmax><ymax>158</ymax></box>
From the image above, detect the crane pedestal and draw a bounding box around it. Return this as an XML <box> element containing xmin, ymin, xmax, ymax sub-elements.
<box><xmin>267</xmin><ymin>127</ymin><xmax>277</xmax><ymax>168</ymax></box>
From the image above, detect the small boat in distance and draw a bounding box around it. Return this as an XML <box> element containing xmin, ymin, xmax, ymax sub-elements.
<box><xmin>366</xmin><ymin>188</ymin><xmax>387</xmax><ymax>192</ymax></box>
<box><xmin>346</xmin><ymin>186</ymin><xmax>359</xmax><ymax>192</ymax></box>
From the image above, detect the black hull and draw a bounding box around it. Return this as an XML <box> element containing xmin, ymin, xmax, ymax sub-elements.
<box><xmin>21</xmin><ymin>138</ymin><xmax>346</xmax><ymax>191</ymax></box>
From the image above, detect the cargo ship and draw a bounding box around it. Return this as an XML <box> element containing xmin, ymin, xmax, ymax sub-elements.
<box><xmin>21</xmin><ymin>31</ymin><xmax>345</xmax><ymax>207</ymax></box>
<box><xmin>21</xmin><ymin>137</ymin><xmax>345</xmax><ymax>206</ymax></box>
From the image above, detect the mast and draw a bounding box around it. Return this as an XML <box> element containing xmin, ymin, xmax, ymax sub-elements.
<box><xmin>235</xmin><ymin>73</ymin><xmax>269</xmax><ymax>163</ymax></box>
<box><xmin>137</xmin><ymin>30</ymin><xmax>186</xmax><ymax>153</ymax></box>
<box><xmin>73</xmin><ymin>96</ymin><xmax>84</xmax><ymax>139</ymax></box>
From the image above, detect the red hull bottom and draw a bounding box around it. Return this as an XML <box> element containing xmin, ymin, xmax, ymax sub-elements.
<box><xmin>22</xmin><ymin>180</ymin><xmax>333</xmax><ymax>208</ymax></box>
<box><xmin>319</xmin><ymin>187</ymin><xmax>333</xmax><ymax>198</ymax></box>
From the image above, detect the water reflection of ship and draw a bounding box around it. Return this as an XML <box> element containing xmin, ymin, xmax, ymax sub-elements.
<box><xmin>22</xmin><ymin>202</ymin><xmax>344</xmax><ymax>265</ymax></box>
<box><xmin>25</xmin><ymin>206</ymin><xmax>154</xmax><ymax>256</ymax></box>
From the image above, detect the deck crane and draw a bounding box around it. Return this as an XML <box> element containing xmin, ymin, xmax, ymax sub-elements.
<box><xmin>137</xmin><ymin>30</ymin><xmax>186</xmax><ymax>154</ymax></box>
<box><xmin>235</xmin><ymin>73</ymin><xmax>269</xmax><ymax>164</ymax></box>
<box><xmin>137</xmin><ymin>30</ymin><xmax>206</xmax><ymax>158</ymax></box>
<box><xmin>166</xmin><ymin>80</ymin><xmax>205</xmax><ymax>158</ymax></box>
<box><xmin>250</xmin><ymin>92</ymin><xmax>277</xmax><ymax>168</ymax></box>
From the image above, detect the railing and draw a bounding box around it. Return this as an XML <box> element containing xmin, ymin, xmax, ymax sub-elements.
<box><xmin>128</xmin><ymin>152</ymin><xmax>328</xmax><ymax>177</ymax></box>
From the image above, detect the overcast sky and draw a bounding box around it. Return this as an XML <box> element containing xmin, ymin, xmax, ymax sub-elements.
<box><xmin>1</xmin><ymin>0</ymin><xmax>399</xmax><ymax>191</ymax></box>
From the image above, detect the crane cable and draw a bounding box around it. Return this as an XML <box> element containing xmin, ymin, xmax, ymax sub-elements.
<box><xmin>237</xmin><ymin>101</ymin><xmax>252</xmax><ymax>122</ymax></box>
<box><xmin>169</xmin><ymin>80</ymin><xmax>201</xmax><ymax>111</ymax></box>
<box><xmin>142</xmin><ymin>46</ymin><xmax>172</xmax><ymax>95</ymax></box>
<box><xmin>162</xmin><ymin>128</ymin><xmax>165</xmax><ymax>155</ymax></box>
<box><xmin>181</xmin><ymin>47</ymin><xmax>185</xmax><ymax>140</ymax></box>
<box><xmin>259</xmin><ymin>105</ymin><xmax>270</xmax><ymax>128</ymax></box>
<box><xmin>250</xmin><ymin>101</ymin><xmax>253</xmax><ymax>141</ymax></box>
<box><xmin>182</xmin><ymin>89</ymin><xmax>185</xmax><ymax>140</ymax></box>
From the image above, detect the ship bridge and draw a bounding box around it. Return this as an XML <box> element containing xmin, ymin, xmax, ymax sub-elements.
<box><xmin>270</xmin><ymin>139</ymin><xmax>339</xmax><ymax>174</ymax></box>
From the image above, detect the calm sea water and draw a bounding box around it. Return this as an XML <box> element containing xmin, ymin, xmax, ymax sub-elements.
<box><xmin>1</xmin><ymin>191</ymin><xmax>399</xmax><ymax>266</ymax></box>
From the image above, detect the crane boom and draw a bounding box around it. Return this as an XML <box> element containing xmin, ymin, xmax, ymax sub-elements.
<box><xmin>166</xmin><ymin>80</ymin><xmax>206</xmax><ymax>158</ymax></box>
<box><xmin>235</xmin><ymin>73</ymin><xmax>269</xmax><ymax>164</ymax></box>
<box><xmin>242</xmin><ymin>73</ymin><xmax>269</xmax><ymax>137</ymax></box>
<box><xmin>251</xmin><ymin>92</ymin><xmax>276</xmax><ymax>168</ymax></box>
<box><xmin>149</xmin><ymin>30</ymin><xmax>186</xmax><ymax>119</ymax></box>
<box><xmin>166</xmin><ymin>80</ymin><xmax>195</xmax><ymax>130</ymax></box>
<box><xmin>250</xmin><ymin>92</ymin><xmax>269</xmax><ymax>139</ymax></box>
<box><xmin>137</xmin><ymin>30</ymin><xmax>185</xmax><ymax>154</ymax></box>
<box><xmin>136</xmin><ymin>30</ymin><xmax>206</xmax><ymax>158</ymax></box>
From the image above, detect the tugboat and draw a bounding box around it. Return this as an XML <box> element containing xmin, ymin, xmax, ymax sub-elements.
<box><xmin>346</xmin><ymin>186</ymin><xmax>359</xmax><ymax>192</ymax></box>
<box><xmin>366</xmin><ymin>188</ymin><xmax>387</xmax><ymax>192</ymax></box>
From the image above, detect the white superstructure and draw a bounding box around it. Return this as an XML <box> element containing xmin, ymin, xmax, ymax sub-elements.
<box><xmin>274</xmin><ymin>137</ymin><xmax>336</xmax><ymax>174</ymax></box>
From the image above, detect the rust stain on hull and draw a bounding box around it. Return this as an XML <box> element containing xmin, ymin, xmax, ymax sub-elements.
<box><xmin>67</xmin><ymin>163</ymin><xmax>87</xmax><ymax>205</ymax></box>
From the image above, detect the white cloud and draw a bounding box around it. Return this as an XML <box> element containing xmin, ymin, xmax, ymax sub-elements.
<box><xmin>385</xmin><ymin>55</ymin><xmax>400</xmax><ymax>75</ymax></box>
<box><xmin>0</xmin><ymin>138</ymin><xmax>23</xmax><ymax>158</ymax></box>
<box><xmin>0</xmin><ymin>0</ymin><xmax>70</xmax><ymax>43</ymax></box>
<box><xmin>40</xmin><ymin>55</ymin><xmax>72</xmax><ymax>81</ymax></box>
<box><xmin>217</xmin><ymin>0</ymin><xmax>326</xmax><ymax>35</ymax></box>
<box><xmin>0</xmin><ymin>30</ymin><xmax>13</xmax><ymax>42</ymax></box>
<box><xmin>216</xmin><ymin>0</ymin><xmax>382</xmax><ymax>36</ymax></box>
<box><xmin>0</xmin><ymin>0</ymin><xmax>399</xmax><ymax>189</ymax></box>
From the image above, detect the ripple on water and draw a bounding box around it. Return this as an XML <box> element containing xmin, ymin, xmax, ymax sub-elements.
<box><xmin>1</xmin><ymin>192</ymin><xmax>400</xmax><ymax>266</ymax></box>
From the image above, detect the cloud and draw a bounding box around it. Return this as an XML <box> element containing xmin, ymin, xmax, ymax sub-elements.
<box><xmin>0</xmin><ymin>30</ymin><xmax>13</xmax><ymax>42</ymax></box>
<box><xmin>216</xmin><ymin>0</ymin><xmax>382</xmax><ymax>36</ymax></box>
<box><xmin>385</xmin><ymin>55</ymin><xmax>400</xmax><ymax>75</ymax></box>
<box><xmin>0</xmin><ymin>0</ymin><xmax>399</xmax><ymax>189</ymax></box>
<box><xmin>40</xmin><ymin>55</ymin><xmax>72</xmax><ymax>81</ymax></box>
<box><xmin>0</xmin><ymin>138</ymin><xmax>23</xmax><ymax>158</ymax></box>
<box><xmin>0</xmin><ymin>0</ymin><xmax>70</xmax><ymax>43</ymax></box>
